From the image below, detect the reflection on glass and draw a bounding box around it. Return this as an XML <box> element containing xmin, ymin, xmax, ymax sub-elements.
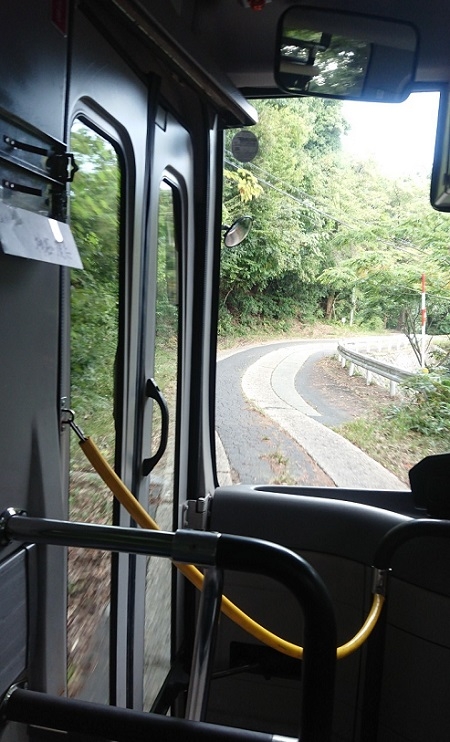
<box><xmin>144</xmin><ymin>180</ymin><xmax>180</xmax><ymax>709</ymax></box>
<box><xmin>276</xmin><ymin>9</ymin><xmax>417</xmax><ymax>102</ymax></box>
<box><xmin>280</xmin><ymin>31</ymin><xmax>369</xmax><ymax>97</ymax></box>
<box><xmin>68</xmin><ymin>121</ymin><xmax>120</xmax><ymax>701</ymax></box>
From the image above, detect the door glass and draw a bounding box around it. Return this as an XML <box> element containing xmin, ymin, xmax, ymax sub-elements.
<box><xmin>144</xmin><ymin>179</ymin><xmax>180</xmax><ymax>709</ymax></box>
<box><xmin>68</xmin><ymin>121</ymin><xmax>121</xmax><ymax>700</ymax></box>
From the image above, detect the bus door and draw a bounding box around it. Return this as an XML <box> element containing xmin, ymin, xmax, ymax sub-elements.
<box><xmin>140</xmin><ymin>107</ymin><xmax>194</xmax><ymax>711</ymax></box>
<box><xmin>66</xmin><ymin>7</ymin><xmax>196</xmax><ymax>713</ymax></box>
<box><xmin>66</xmin><ymin>6</ymin><xmax>149</xmax><ymax>710</ymax></box>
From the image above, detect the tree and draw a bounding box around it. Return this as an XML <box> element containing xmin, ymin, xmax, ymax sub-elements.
<box><xmin>70</xmin><ymin>125</ymin><xmax>120</xmax><ymax>290</ymax></box>
<box><xmin>221</xmin><ymin>97</ymin><xmax>349</xmax><ymax>327</ymax></box>
<box><xmin>70</xmin><ymin>124</ymin><xmax>120</xmax><ymax>400</ymax></box>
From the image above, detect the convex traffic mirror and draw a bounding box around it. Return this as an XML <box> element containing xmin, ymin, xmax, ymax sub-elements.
<box><xmin>222</xmin><ymin>216</ymin><xmax>252</xmax><ymax>248</ymax></box>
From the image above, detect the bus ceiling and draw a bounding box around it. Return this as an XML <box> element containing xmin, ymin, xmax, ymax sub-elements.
<box><xmin>98</xmin><ymin>1</ymin><xmax>450</xmax><ymax>96</ymax></box>
<box><xmin>81</xmin><ymin>0</ymin><xmax>258</xmax><ymax>127</ymax></box>
<box><xmin>92</xmin><ymin>1</ymin><xmax>450</xmax><ymax>211</ymax></box>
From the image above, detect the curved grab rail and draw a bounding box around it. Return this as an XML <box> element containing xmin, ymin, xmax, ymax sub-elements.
<box><xmin>374</xmin><ymin>518</ymin><xmax>450</xmax><ymax>568</ymax></box>
<box><xmin>1</xmin><ymin>515</ymin><xmax>336</xmax><ymax>741</ymax></box>
<box><xmin>360</xmin><ymin>518</ymin><xmax>450</xmax><ymax>742</ymax></box>
<box><xmin>2</xmin><ymin>687</ymin><xmax>280</xmax><ymax>742</ymax></box>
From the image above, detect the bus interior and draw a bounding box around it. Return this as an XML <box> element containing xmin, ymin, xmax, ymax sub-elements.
<box><xmin>1</xmin><ymin>1</ymin><xmax>450</xmax><ymax>741</ymax></box>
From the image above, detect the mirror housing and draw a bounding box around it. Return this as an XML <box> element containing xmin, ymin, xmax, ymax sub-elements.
<box><xmin>431</xmin><ymin>88</ymin><xmax>450</xmax><ymax>211</ymax></box>
<box><xmin>275</xmin><ymin>7</ymin><xmax>418</xmax><ymax>103</ymax></box>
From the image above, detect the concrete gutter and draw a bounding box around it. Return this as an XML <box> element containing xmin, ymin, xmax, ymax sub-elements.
<box><xmin>240</xmin><ymin>343</ymin><xmax>406</xmax><ymax>490</ymax></box>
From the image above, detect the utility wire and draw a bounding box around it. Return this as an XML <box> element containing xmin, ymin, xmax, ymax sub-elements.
<box><xmin>225</xmin><ymin>153</ymin><xmax>450</xmax><ymax>303</ymax></box>
<box><xmin>225</xmin><ymin>153</ymin><xmax>430</xmax><ymax>259</ymax></box>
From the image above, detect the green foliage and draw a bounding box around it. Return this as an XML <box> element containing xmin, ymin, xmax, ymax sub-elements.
<box><xmin>70</xmin><ymin>124</ymin><xmax>120</xmax><ymax>420</ymax></box>
<box><xmin>221</xmin><ymin>95</ymin><xmax>450</xmax><ymax>334</ymax></box>
<box><xmin>223</xmin><ymin>168</ymin><xmax>263</xmax><ymax>205</ymax></box>
<box><xmin>316</xmin><ymin>169</ymin><xmax>450</xmax><ymax>331</ymax></box>
<box><xmin>156</xmin><ymin>187</ymin><xmax>179</xmax><ymax>339</ymax></box>
<box><xmin>71</xmin><ymin>285</ymin><xmax>118</xmax><ymax>398</ymax></box>
<box><xmin>70</xmin><ymin>128</ymin><xmax>180</xmax><ymax>436</ymax></box>
<box><xmin>391</xmin><ymin>373</ymin><xmax>450</xmax><ymax>436</ymax></box>
<box><xmin>221</xmin><ymin>98</ymin><xmax>348</xmax><ymax>327</ymax></box>
<box><xmin>70</xmin><ymin>127</ymin><xmax>120</xmax><ymax>291</ymax></box>
<box><xmin>336</xmin><ymin>403</ymin><xmax>450</xmax><ymax>485</ymax></box>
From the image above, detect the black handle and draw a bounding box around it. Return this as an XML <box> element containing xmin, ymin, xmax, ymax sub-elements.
<box><xmin>142</xmin><ymin>378</ymin><xmax>169</xmax><ymax>476</ymax></box>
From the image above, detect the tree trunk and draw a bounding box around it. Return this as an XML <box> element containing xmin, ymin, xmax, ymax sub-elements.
<box><xmin>325</xmin><ymin>293</ymin><xmax>335</xmax><ymax>320</ymax></box>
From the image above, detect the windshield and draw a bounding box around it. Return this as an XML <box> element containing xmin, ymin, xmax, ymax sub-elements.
<box><xmin>216</xmin><ymin>92</ymin><xmax>449</xmax><ymax>493</ymax></box>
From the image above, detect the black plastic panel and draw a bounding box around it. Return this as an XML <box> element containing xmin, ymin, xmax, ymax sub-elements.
<box><xmin>211</xmin><ymin>487</ymin><xmax>410</xmax><ymax>566</ymax></box>
<box><xmin>0</xmin><ymin>550</ymin><xmax>28</xmax><ymax>695</ymax></box>
<box><xmin>0</xmin><ymin>4</ymin><xmax>67</xmax><ymax>141</ymax></box>
<box><xmin>254</xmin><ymin>483</ymin><xmax>417</xmax><ymax>517</ymax></box>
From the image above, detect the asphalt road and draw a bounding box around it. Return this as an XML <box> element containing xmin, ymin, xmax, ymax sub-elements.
<box><xmin>294</xmin><ymin>350</ymin><xmax>358</xmax><ymax>427</ymax></box>
<box><xmin>216</xmin><ymin>339</ymin><xmax>406</xmax><ymax>490</ymax></box>
<box><xmin>216</xmin><ymin>340</ymin><xmax>337</xmax><ymax>487</ymax></box>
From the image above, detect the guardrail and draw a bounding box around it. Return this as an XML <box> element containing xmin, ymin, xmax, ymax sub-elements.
<box><xmin>337</xmin><ymin>343</ymin><xmax>416</xmax><ymax>396</ymax></box>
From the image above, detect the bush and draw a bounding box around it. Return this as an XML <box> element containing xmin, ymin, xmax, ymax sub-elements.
<box><xmin>391</xmin><ymin>372</ymin><xmax>450</xmax><ymax>436</ymax></box>
<box><xmin>356</xmin><ymin>315</ymin><xmax>386</xmax><ymax>332</ymax></box>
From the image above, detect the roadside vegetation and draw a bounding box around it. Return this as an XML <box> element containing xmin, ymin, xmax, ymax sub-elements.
<box><xmin>222</xmin><ymin>97</ymin><xmax>450</xmax><ymax>337</ymax></box>
<box><xmin>337</xmin><ymin>410</ymin><xmax>450</xmax><ymax>486</ymax></box>
<box><xmin>325</xmin><ymin>359</ymin><xmax>450</xmax><ymax>486</ymax></box>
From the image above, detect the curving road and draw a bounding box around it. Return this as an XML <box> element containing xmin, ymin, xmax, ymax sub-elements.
<box><xmin>216</xmin><ymin>339</ymin><xmax>406</xmax><ymax>490</ymax></box>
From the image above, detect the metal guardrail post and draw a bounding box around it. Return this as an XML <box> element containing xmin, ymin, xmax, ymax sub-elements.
<box><xmin>337</xmin><ymin>342</ymin><xmax>416</xmax><ymax>396</ymax></box>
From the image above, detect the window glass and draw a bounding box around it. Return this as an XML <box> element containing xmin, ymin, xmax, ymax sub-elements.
<box><xmin>68</xmin><ymin>121</ymin><xmax>121</xmax><ymax>700</ymax></box>
<box><xmin>144</xmin><ymin>179</ymin><xmax>180</xmax><ymax>709</ymax></box>
<box><xmin>217</xmin><ymin>92</ymin><xmax>446</xmax><ymax>494</ymax></box>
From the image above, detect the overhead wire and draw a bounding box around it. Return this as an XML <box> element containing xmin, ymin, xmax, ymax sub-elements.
<box><xmin>225</xmin><ymin>151</ymin><xmax>430</xmax><ymax>257</ymax></box>
<box><xmin>224</xmin><ymin>152</ymin><xmax>450</xmax><ymax>302</ymax></box>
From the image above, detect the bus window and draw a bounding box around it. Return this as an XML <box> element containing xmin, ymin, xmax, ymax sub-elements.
<box><xmin>144</xmin><ymin>179</ymin><xmax>180</xmax><ymax>708</ymax></box>
<box><xmin>68</xmin><ymin>121</ymin><xmax>121</xmax><ymax>700</ymax></box>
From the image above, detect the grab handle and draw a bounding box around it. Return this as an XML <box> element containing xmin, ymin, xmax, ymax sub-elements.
<box><xmin>142</xmin><ymin>378</ymin><xmax>169</xmax><ymax>476</ymax></box>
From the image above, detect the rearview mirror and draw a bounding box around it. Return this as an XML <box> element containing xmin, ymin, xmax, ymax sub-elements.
<box><xmin>275</xmin><ymin>7</ymin><xmax>418</xmax><ymax>103</ymax></box>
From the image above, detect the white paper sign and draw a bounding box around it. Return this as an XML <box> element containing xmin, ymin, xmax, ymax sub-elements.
<box><xmin>0</xmin><ymin>202</ymin><xmax>83</xmax><ymax>269</ymax></box>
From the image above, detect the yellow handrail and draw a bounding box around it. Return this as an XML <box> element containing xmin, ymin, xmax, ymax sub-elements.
<box><xmin>80</xmin><ymin>435</ymin><xmax>385</xmax><ymax>660</ymax></box>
